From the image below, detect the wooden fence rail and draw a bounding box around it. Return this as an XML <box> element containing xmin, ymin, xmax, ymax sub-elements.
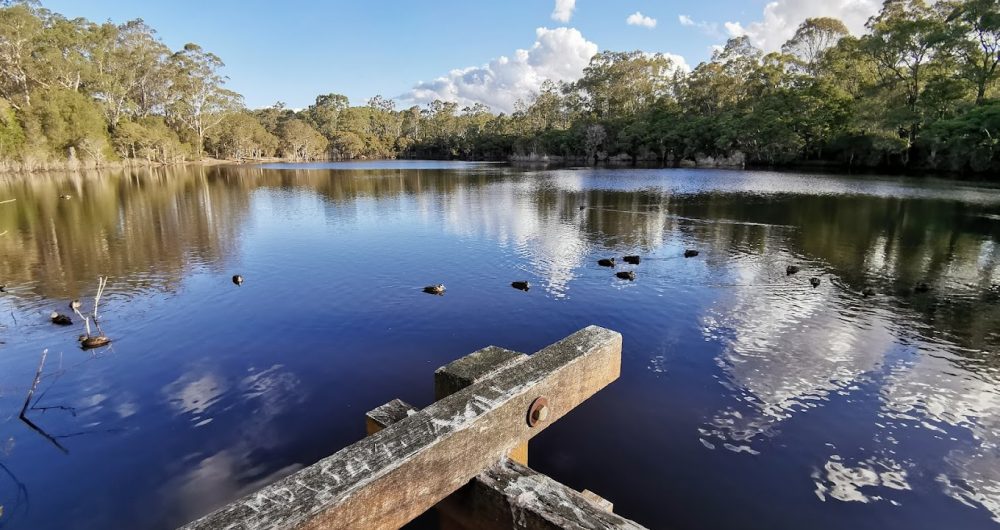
<box><xmin>182</xmin><ymin>325</ymin><xmax>645</xmax><ymax>530</ymax></box>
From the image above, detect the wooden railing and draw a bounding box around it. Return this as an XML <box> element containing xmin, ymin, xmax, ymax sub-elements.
<box><xmin>181</xmin><ymin>325</ymin><xmax>646</xmax><ymax>529</ymax></box>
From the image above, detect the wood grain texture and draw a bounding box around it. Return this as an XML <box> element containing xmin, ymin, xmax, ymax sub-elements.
<box><xmin>365</xmin><ymin>400</ymin><xmax>645</xmax><ymax>530</ymax></box>
<box><xmin>436</xmin><ymin>345</ymin><xmax>530</xmax><ymax>465</ymax></box>
<box><xmin>181</xmin><ymin>325</ymin><xmax>622</xmax><ymax>530</ymax></box>
<box><xmin>434</xmin><ymin>346</ymin><xmax>528</xmax><ymax>401</ymax></box>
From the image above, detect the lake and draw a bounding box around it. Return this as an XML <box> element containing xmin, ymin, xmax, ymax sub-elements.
<box><xmin>0</xmin><ymin>161</ymin><xmax>999</xmax><ymax>529</ymax></box>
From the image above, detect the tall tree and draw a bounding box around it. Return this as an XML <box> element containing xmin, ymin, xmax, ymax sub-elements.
<box><xmin>945</xmin><ymin>0</ymin><xmax>1000</xmax><ymax>103</ymax></box>
<box><xmin>782</xmin><ymin>17</ymin><xmax>851</xmax><ymax>71</ymax></box>
<box><xmin>166</xmin><ymin>43</ymin><xmax>242</xmax><ymax>155</ymax></box>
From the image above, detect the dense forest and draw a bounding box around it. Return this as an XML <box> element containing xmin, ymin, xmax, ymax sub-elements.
<box><xmin>1</xmin><ymin>0</ymin><xmax>999</xmax><ymax>175</ymax></box>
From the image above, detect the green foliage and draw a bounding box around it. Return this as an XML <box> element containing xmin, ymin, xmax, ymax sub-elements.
<box><xmin>924</xmin><ymin>100</ymin><xmax>1000</xmax><ymax>171</ymax></box>
<box><xmin>25</xmin><ymin>87</ymin><xmax>110</xmax><ymax>160</ymax></box>
<box><xmin>2</xmin><ymin>0</ymin><xmax>1000</xmax><ymax>176</ymax></box>
<box><xmin>0</xmin><ymin>98</ymin><xmax>25</xmax><ymax>157</ymax></box>
<box><xmin>205</xmin><ymin>112</ymin><xmax>277</xmax><ymax>160</ymax></box>
<box><xmin>278</xmin><ymin>119</ymin><xmax>327</xmax><ymax>159</ymax></box>
<box><xmin>111</xmin><ymin>116</ymin><xmax>190</xmax><ymax>162</ymax></box>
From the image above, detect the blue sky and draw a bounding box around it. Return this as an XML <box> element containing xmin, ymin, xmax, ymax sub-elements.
<box><xmin>41</xmin><ymin>0</ymin><xmax>882</xmax><ymax>112</ymax></box>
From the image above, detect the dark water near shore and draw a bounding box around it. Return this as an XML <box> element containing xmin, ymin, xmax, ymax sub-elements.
<box><xmin>0</xmin><ymin>161</ymin><xmax>999</xmax><ymax>529</ymax></box>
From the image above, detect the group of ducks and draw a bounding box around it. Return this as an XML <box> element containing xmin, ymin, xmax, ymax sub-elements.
<box><xmin>597</xmin><ymin>249</ymin><xmax>702</xmax><ymax>282</ymax></box>
<box><xmin>420</xmin><ymin>249</ymin><xmax>704</xmax><ymax>295</ymax></box>
<box><xmin>48</xmin><ymin>299</ymin><xmax>111</xmax><ymax>349</ymax></box>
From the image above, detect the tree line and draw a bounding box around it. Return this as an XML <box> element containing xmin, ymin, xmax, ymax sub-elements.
<box><xmin>1</xmin><ymin>0</ymin><xmax>998</xmax><ymax>175</ymax></box>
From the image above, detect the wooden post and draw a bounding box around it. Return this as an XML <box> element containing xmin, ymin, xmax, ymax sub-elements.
<box><xmin>365</xmin><ymin>400</ymin><xmax>642</xmax><ymax>530</ymax></box>
<box><xmin>435</xmin><ymin>346</ymin><xmax>530</xmax><ymax>465</ymax></box>
<box><xmin>182</xmin><ymin>326</ymin><xmax>623</xmax><ymax>530</ymax></box>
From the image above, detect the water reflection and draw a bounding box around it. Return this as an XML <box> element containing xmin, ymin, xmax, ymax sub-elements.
<box><xmin>0</xmin><ymin>165</ymin><xmax>998</xmax><ymax>529</ymax></box>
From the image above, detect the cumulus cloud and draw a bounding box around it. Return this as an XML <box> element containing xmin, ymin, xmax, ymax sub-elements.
<box><xmin>724</xmin><ymin>0</ymin><xmax>882</xmax><ymax>51</ymax></box>
<box><xmin>724</xmin><ymin>21</ymin><xmax>745</xmax><ymax>37</ymax></box>
<box><xmin>551</xmin><ymin>0</ymin><xmax>576</xmax><ymax>22</ymax></box>
<box><xmin>627</xmin><ymin>12</ymin><xmax>658</xmax><ymax>29</ymax></box>
<box><xmin>402</xmin><ymin>27</ymin><xmax>598</xmax><ymax>114</ymax></box>
<box><xmin>679</xmin><ymin>14</ymin><xmax>694</xmax><ymax>26</ymax></box>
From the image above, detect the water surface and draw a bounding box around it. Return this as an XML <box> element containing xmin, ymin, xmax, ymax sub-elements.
<box><xmin>0</xmin><ymin>162</ymin><xmax>999</xmax><ymax>529</ymax></box>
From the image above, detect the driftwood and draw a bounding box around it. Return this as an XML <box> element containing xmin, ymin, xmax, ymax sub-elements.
<box><xmin>183</xmin><ymin>326</ymin><xmax>625</xmax><ymax>530</ymax></box>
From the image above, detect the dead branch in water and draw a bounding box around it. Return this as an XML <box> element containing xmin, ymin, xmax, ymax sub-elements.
<box><xmin>20</xmin><ymin>350</ymin><xmax>47</xmax><ymax>417</ymax></box>
<box><xmin>0</xmin><ymin>198</ymin><xmax>15</xmax><ymax>205</ymax></box>
<box><xmin>17</xmin><ymin>349</ymin><xmax>68</xmax><ymax>454</ymax></box>
<box><xmin>74</xmin><ymin>276</ymin><xmax>109</xmax><ymax>339</ymax></box>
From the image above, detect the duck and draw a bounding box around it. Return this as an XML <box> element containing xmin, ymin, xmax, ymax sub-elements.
<box><xmin>511</xmin><ymin>281</ymin><xmax>530</xmax><ymax>291</ymax></box>
<box><xmin>579</xmin><ymin>206</ymin><xmax>586</xmax><ymax>210</ymax></box>
<box><xmin>59</xmin><ymin>194</ymin><xmax>72</xmax><ymax>200</ymax></box>
<box><xmin>862</xmin><ymin>287</ymin><xmax>877</xmax><ymax>297</ymax></box>
<box><xmin>914</xmin><ymin>282</ymin><xmax>930</xmax><ymax>293</ymax></box>
<box><xmin>616</xmin><ymin>271</ymin><xmax>636</xmax><ymax>281</ymax></box>
<box><xmin>232</xmin><ymin>274</ymin><xmax>243</xmax><ymax>286</ymax></box>
<box><xmin>423</xmin><ymin>284</ymin><xmax>446</xmax><ymax>295</ymax></box>
<box><xmin>684</xmin><ymin>249</ymin><xmax>699</xmax><ymax>258</ymax></box>
<box><xmin>50</xmin><ymin>311</ymin><xmax>72</xmax><ymax>325</ymax></box>
<box><xmin>69</xmin><ymin>299</ymin><xmax>81</xmax><ymax>311</ymax></box>
<box><xmin>810</xmin><ymin>277</ymin><xmax>821</xmax><ymax>288</ymax></box>
<box><xmin>79</xmin><ymin>335</ymin><xmax>111</xmax><ymax>349</ymax></box>
<box><xmin>786</xmin><ymin>265</ymin><xmax>801</xmax><ymax>275</ymax></box>
<box><xmin>623</xmin><ymin>255</ymin><xmax>641</xmax><ymax>265</ymax></box>
<box><xmin>0</xmin><ymin>284</ymin><xmax>6</xmax><ymax>293</ymax></box>
<box><xmin>598</xmin><ymin>258</ymin><xmax>616</xmax><ymax>267</ymax></box>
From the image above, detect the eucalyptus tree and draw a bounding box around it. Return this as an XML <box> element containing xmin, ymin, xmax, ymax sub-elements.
<box><xmin>89</xmin><ymin>19</ymin><xmax>171</xmax><ymax>128</ymax></box>
<box><xmin>278</xmin><ymin>118</ymin><xmax>327</xmax><ymax>160</ymax></box>
<box><xmin>0</xmin><ymin>2</ymin><xmax>45</xmax><ymax>108</ymax></box>
<box><xmin>782</xmin><ymin>17</ymin><xmax>851</xmax><ymax>71</ymax></box>
<box><xmin>945</xmin><ymin>0</ymin><xmax>1000</xmax><ymax>103</ymax></box>
<box><xmin>861</xmin><ymin>0</ymin><xmax>950</xmax><ymax>155</ymax></box>
<box><xmin>166</xmin><ymin>43</ymin><xmax>242</xmax><ymax>155</ymax></box>
<box><xmin>575</xmin><ymin>51</ymin><xmax>680</xmax><ymax>118</ymax></box>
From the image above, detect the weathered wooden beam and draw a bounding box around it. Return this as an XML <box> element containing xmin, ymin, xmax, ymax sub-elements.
<box><xmin>447</xmin><ymin>459</ymin><xmax>645</xmax><ymax>530</ymax></box>
<box><xmin>434</xmin><ymin>346</ymin><xmax>529</xmax><ymax>401</ymax></box>
<box><xmin>436</xmin><ymin>346</ymin><xmax>530</xmax><ymax>465</ymax></box>
<box><xmin>364</xmin><ymin>399</ymin><xmax>414</xmax><ymax>436</ymax></box>
<box><xmin>182</xmin><ymin>325</ymin><xmax>622</xmax><ymax>530</ymax></box>
<box><xmin>365</xmin><ymin>400</ymin><xmax>643</xmax><ymax>530</ymax></box>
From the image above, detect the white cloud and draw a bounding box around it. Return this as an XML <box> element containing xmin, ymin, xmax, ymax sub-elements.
<box><xmin>627</xmin><ymin>12</ymin><xmax>658</xmax><ymax>29</ymax></box>
<box><xmin>724</xmin><ymin>0</ymin><xmax>881</xmax><ymax>51</ymax></box>
<box><xmin>402</xmin><ymin>27</ymin><xmax>598</xmax><ymax>114</ymax></box>
<box><xmin>678</xmin><ymin>14</ymin><xmax>724</xmax><ymax>39</ymax></box>
<box><xmin>551</xmin><ymin>0</ymin><xmax>576</xmax><ymax>23</ymax></box>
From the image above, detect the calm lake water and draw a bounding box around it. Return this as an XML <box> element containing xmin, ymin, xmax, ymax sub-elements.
<box><xmin>1</xmin><ymin>161</ymin><xmax>999</xmax><ymax>529</ymax></box>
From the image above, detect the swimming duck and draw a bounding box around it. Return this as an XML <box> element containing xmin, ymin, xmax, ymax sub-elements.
<box><xmin>810</xmin><ymin>277</ymin><xmax>821</xmax><ymax>288</ymax></box>
<box><xmin>69</xmin><ymin>299</ymin><xmax>81</xmax><ymax>311</ymax></box>
<box><xmin>786</xmin><ymin>265</ymin><xmax>801</xmax><ymax>275</ymax></box>
<box><xmin>511</xmin><ymin>281</ymin><xmax>530</xmax><ymax>291</ymax></box>
<box><xmin>423</xmin><ymin>284</ymin><xmax>446</xmax><ymax>295</ymax></box>
<box><xmin>598</xmin><ymin>258</ymin><xmax>616</xmax><ymax>267</ymax></box>
<box><xmin>232</xmin><ymin>274</ymin><xmax>243</xmax><ymax>286</ymax></box>
<box><xmin>50</xmin><ymin>311</ymin><xmax>72</xmax><ymax>325</ymax></box>
<box><xmin>623</xmin><ymin>255</ymin><xmax>641</xmax><ymax>265</ymax></box>
<box><xmin>80</xmin><ymin>335</ymin><xmax>111</xmax><ymax>349</ymax></box>
<box><xmin>59</xmin><ymin>194</ymin><xmax>72</xmax><ymax>200</ymax></box>
<box><xmin>862</xmin><ymin>287</ymin><xmax>877</xmax><ymax>297</ymax></box>
<box><xmin>0</xmin><ymin>284</ymin><xmax>6</xmax><ymax>292</ymax></box>
<box><xmin>684</xmin><ymin>249</ymin><xmax>699</xmax><ymax>258</ymax></box>
<box><xmin>616</xmin><ymin>271</ymin><xmax>636</xmax><ymax>281</ymax></box>
<box><xmin>914</xmin><ymin>282</ymin><xmax>930</xmax><ymax>293</ymax></box>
